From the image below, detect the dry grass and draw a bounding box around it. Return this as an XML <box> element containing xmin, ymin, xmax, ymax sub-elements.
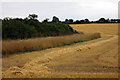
<box><xmin>2</xmin><ymin>33</ymin><xmax>100</xmax><ymax>54</ymax></box>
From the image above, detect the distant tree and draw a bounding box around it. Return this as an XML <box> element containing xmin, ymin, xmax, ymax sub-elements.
<box><xmin>43</xmin><ymin>18</ymin><xmax>49</xmax><ymax>22</ymax></box>
<box><xmin>52</xmin><ymin>16</ymin><xmax>59</xmax><ymax>22</ymax></box>
<box><xmin>74</xmin><ymin>20</ymin><xmax>80</xmax><ymax>24</ymax></box>
<box><xmin>28</xmin><ymin>14</ymin><xmax>38</xmax><ymax>20</ymax></box>
<box><xmin>65</xmin><ymin>19</ymin><xmax>69</xmax><ymax>24</ymax></box>
<box><xmin>3</xmin><ymin>17</ymin><xmax>11</xmax><ymax>21</ymax></box>
<box><xmin>69</xmin><ymin>19</ymin><xmax>74</xmax><ymax>23</ymax></box>
<box><xmin>110</xmin><ymin>19</ymin><xmax>119</xmax><ymax>23</ymax></box>
<box><xmin>118</xmin><ymin>19</ymin><xmax>120</xmax><ymax>23</ymax></box>
<box><xmin>84</xmin><ymin>19</ymin><xmax>90</xmax><ymax>23</ymax></box>
<box><xmin>80</xmin><ymin>20</ymin><xmax>85</xmax><ymax>24</ymax></box>
<box><xmin>65</xmin><ymin>19</ymin><xmax>73</xmax><ymax>24</ymax></box>
<box><xmin>98</xmin><ymin>18</ymin><xmax>106</xmax><ymax>23</ymax></box>
<box><xmin>105</xmin><ymin>18</ymin><xmax>109</xmax><ymax>23</ymax></box>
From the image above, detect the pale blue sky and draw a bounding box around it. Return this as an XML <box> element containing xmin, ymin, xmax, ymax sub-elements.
<box><xmin>1</xmin><ymin>0</ymin><xmax>119</xmax><ymax>21</ymax></box>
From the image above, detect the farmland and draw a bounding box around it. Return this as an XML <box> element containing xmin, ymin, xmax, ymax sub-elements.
<box><xmin>2</xmin><ymin>23</ymin><xmax>118</xmax><ymax>78</ymax></box>
<box><xmin>70</xmin><ymin>23</ymin><xmax>118</xmax><ymax>35</ymax></box>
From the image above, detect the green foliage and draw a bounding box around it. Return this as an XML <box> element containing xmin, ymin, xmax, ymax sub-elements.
<box><xmin>42</xmin><ymin>22</ymin><xmax>74</xmax><ymax>36</ymax></box>
<box><xmin>2</xmin><ymin>15</ymin><xmax>76</xmax><ymax>39</ymax></box>
<box><xmin>52</xmin><ymin>16</ymin><xmax>59</xmax><ymax>22</ymax></box>
<box><xmin>2</xmin><ymin>19</ymin><xmax>37</xmax><ymax>39</ymax></box>
<box><xmin>28</xmin><ymin>14</ymin><xmax>38</xmax><ymax>20</ymax></box>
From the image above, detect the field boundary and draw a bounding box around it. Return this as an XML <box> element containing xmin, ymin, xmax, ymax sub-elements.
<box><xmin>2</xmin><ymin>33</ymin><xmax>101</xmax><ymax>55</ymax></box>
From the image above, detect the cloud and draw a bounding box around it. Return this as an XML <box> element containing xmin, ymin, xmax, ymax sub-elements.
<box><xmin>1</xmin><ymin>0</ymin><xmax>119</xmax><ymax>21</ymax></box>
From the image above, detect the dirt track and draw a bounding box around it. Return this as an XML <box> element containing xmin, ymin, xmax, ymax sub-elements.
<box><xmin>2</xmin><ymin>24</ymin><xmax>118</xmax><ymax>78</ymax></box>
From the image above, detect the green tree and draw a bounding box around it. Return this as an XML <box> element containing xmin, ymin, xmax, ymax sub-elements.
<box><xmin>2</xmin><ymin>14</ymin><xmax>76</xmax><ymax>39</ymax></box>
<box><xmin>85</xmin><ymin>19</ymin><xmax>90</xmax><ymax>23</ymax></box>
<box><xmin>52</xmin><ymin>16</ymin><xmax>59</xmax><ymax>22</ymax></box>
<box><xmin>42</xmin><ymin>18</ymin><xmax>49</xmax><ymax>22</ymax></box>
<box><xmin>65</xmin><ymin>19</ymin><xmax>69</xmax><ymax>24</ymax></box>
<box><xmin>28</xmin><ymin>14</ymin><xmax>38</xmax><ymax>20</ymax></box>
<box><xmin>99</xmin><ymin>18</ymin><xmax>106</xmax><ymax>23</ymax></box>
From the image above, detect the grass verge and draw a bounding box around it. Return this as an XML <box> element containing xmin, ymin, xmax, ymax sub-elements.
<box><xmin>2</xmin><ymin>33</ymin><xmax>101</xmax><ymax>55</ymax></box>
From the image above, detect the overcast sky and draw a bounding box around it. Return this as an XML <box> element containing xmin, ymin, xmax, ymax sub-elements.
<box><xmin>1</xmin><ymin>0</ymin><xmax>119</xmax><ymax>21</ymax></box>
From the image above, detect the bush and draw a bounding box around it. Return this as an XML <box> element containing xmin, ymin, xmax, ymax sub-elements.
<box><xmin>2</xmin><ymin>19</ymin><xmax>37</xmax><ymax>39</ymax></box>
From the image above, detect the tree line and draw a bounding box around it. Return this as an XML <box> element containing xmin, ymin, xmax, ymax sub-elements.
<box><xmin>1</xmin><ymin>14</ymin><xmax>119</xmax><ymax>39</ymax></box>
<box><xmin>42</xmin><ymin>16</ymin><xmax>120</xmax><ymax>24</ymax></box>
<box><xmin>2</xmin><ymin>14</ymin><xmax>77</xmax><ymax>39</ymax></box>
<box><xmin>64</xmin><ymin>18</ymin><xmax>120</xmax><ymax>24</ymax></box>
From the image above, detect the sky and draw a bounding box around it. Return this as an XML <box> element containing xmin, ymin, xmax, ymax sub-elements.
<box><xmin>0</xmin><ymin>0</ymin><xmax>120</xmax><ymax>21</ymax></box>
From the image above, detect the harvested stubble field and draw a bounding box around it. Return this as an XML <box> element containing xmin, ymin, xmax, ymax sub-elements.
<box><xmin>2</xmin><ymin>23</ymin><xmax>119</xmax><ymax>78</ymax></box>
<box><xmin>70</xmin><ymin>23</ymin><xmax>118</xmax><ymax>35</ymax></box>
